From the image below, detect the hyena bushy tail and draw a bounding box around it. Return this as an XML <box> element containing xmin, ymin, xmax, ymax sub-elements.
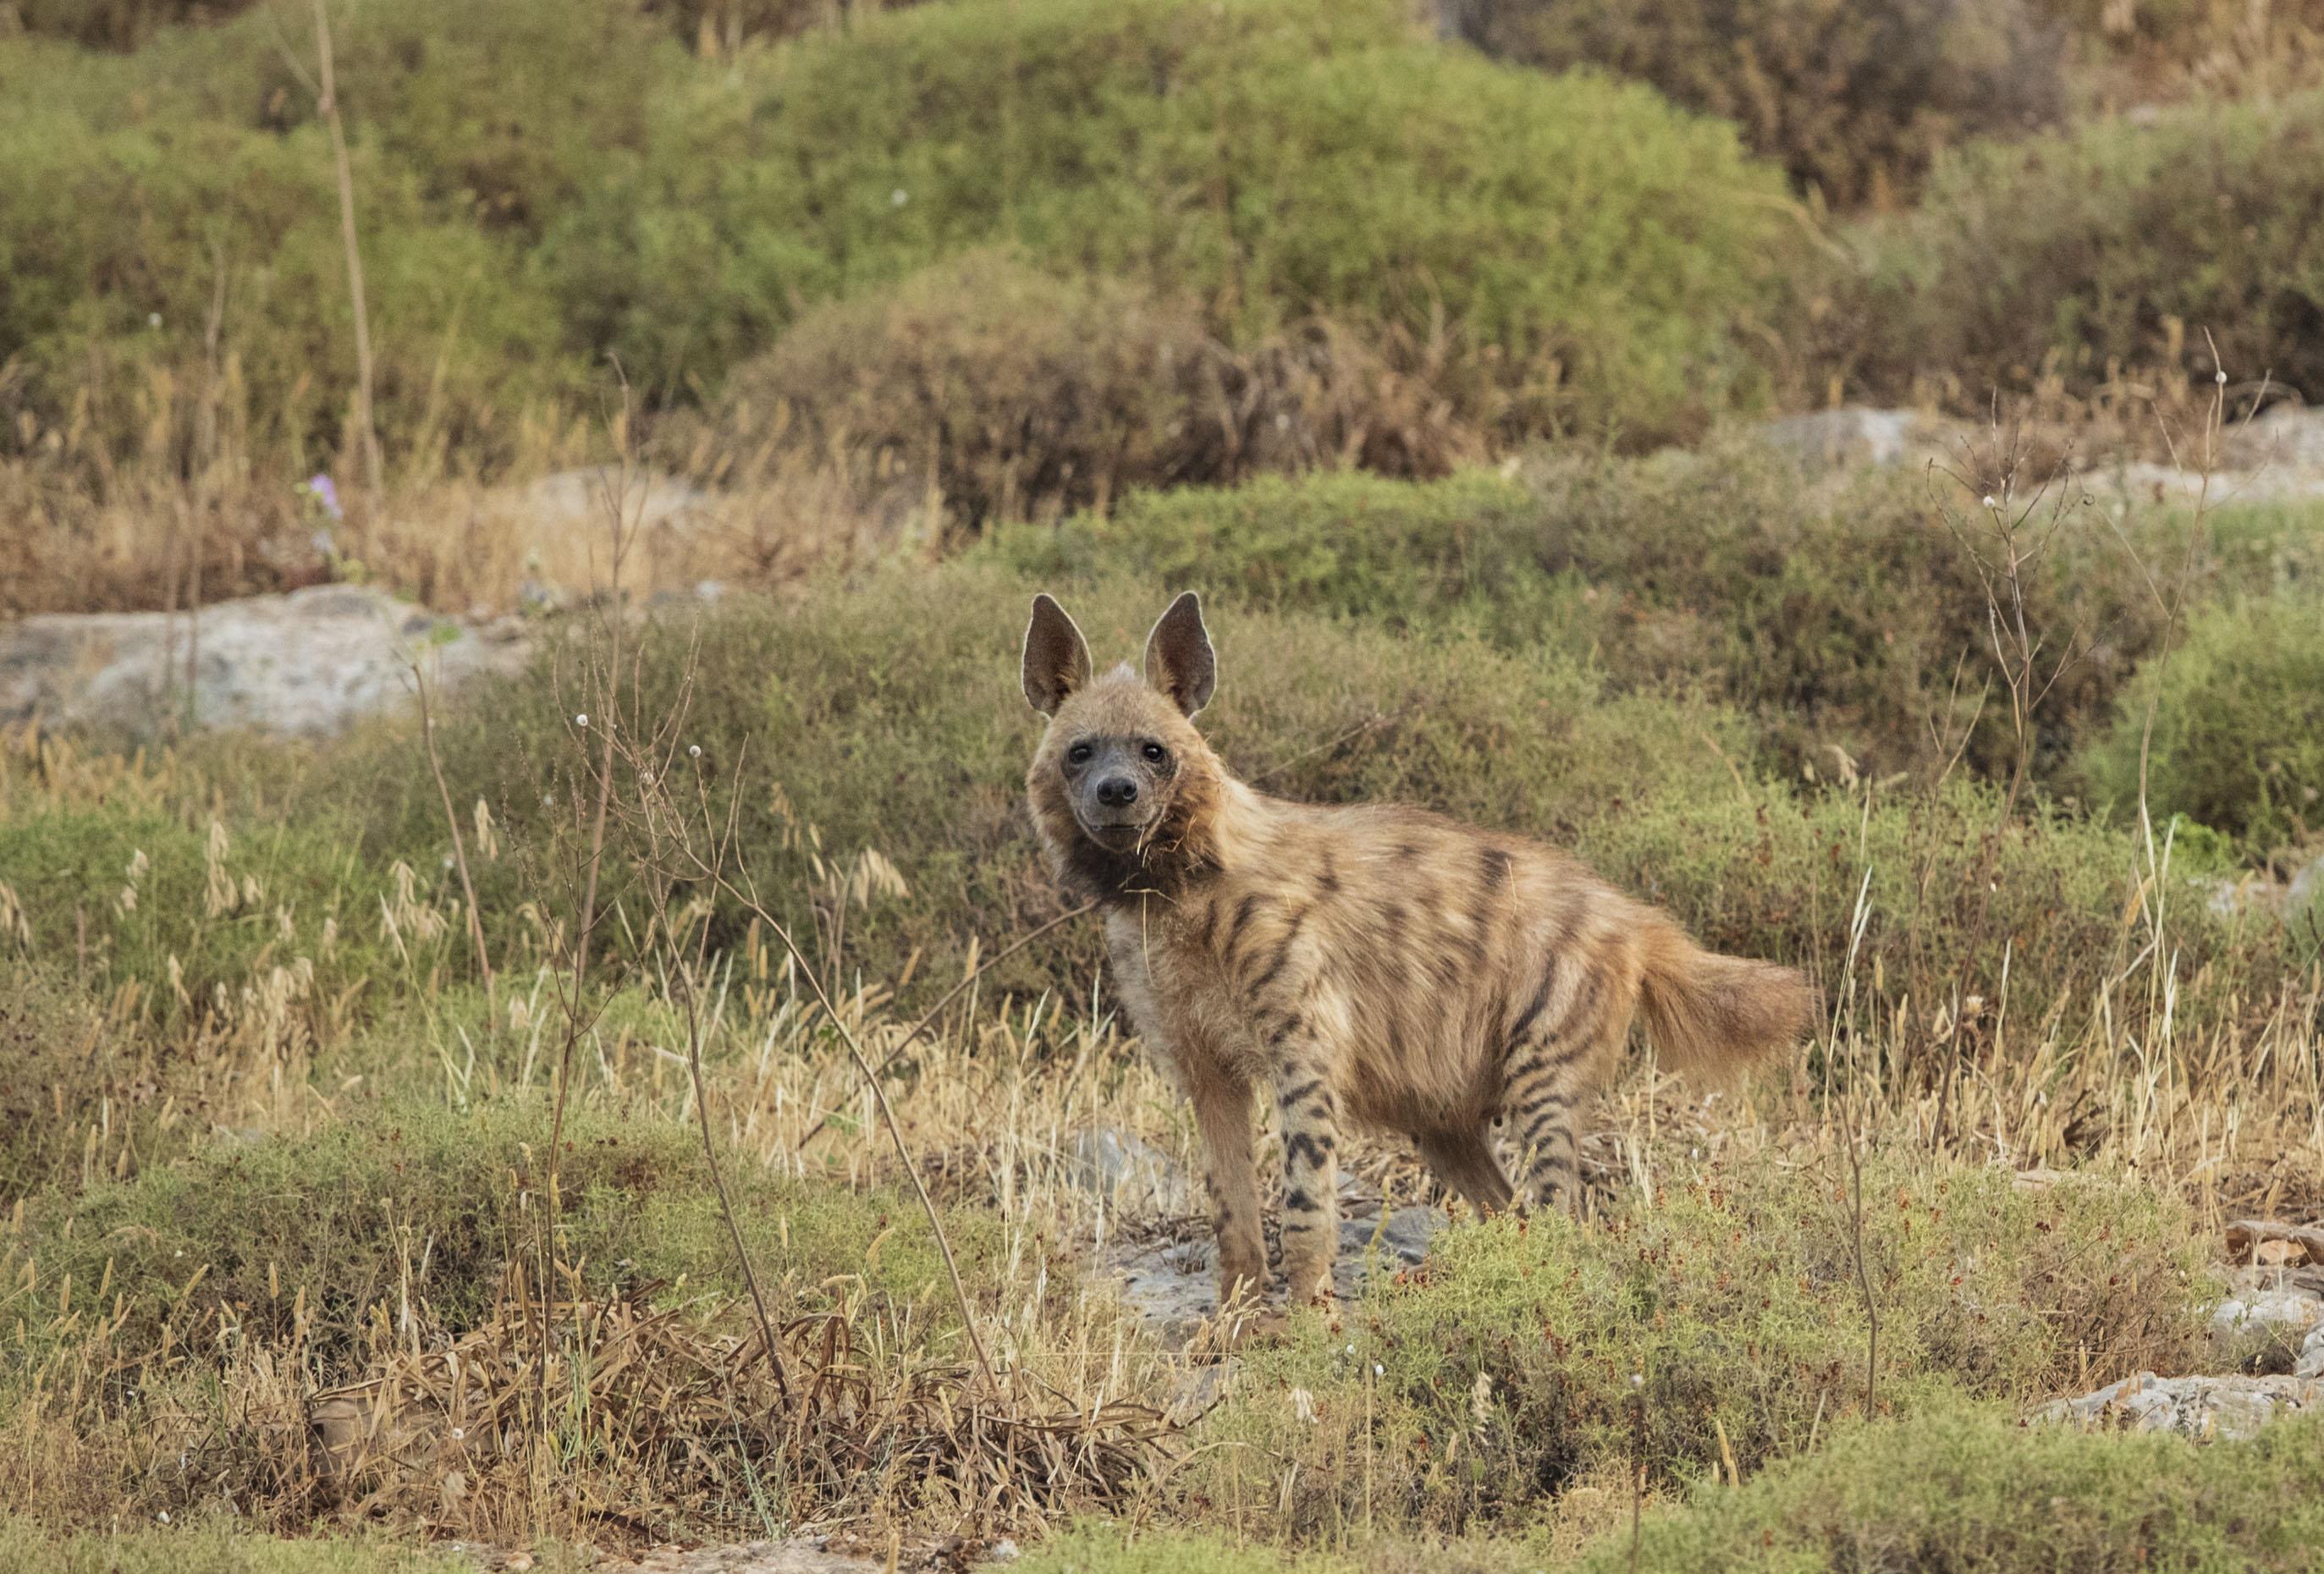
<box><xmin>1633</xmin><ymin>919</ymin><xmax>1815</xmax><ymax>1078</ymax></box>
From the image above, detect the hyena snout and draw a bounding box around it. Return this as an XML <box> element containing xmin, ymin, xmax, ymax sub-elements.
<box><xmin>1066</xmin><ymin>739</ymin><xmax>1175</xmax><ymax>845</ymax></box>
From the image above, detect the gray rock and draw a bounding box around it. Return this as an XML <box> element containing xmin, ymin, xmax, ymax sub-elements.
<box><xmin>2082</xmin><ymin>459</ymin><xmax>2324</xmax><ymax>506</ymax></box>
<box><xmin>2288</xmin><ymin>854</ymin><xmax>2324</xmax><ymax>927</ymax></box>
<box><xmin>1064</xmin><ymin>1126</ymin><xmax>1192</xmax><ymax>1215</ymax></box>
<box><xmin>0</xmin><ymin>585</ymin><xmax>530</xmax><ymax>740</ymax></box>
<box><xmin>1102</xmin><ymin>1203</ymin><xmax>1450</xmax><ymax>1346</ymax></box>
<box><xmin>1357</xmin><ymin>1203</ymin><xmax>1451</xmax><ymax>1265</ymax></box>
<box><xmin>2209</xmin><ymin>1268</ymin><xmax>2324</xmax><ymax>1373</ymax></box>
<box><xmin>1166</xmin><ymin>1356</ymin><xmax>1242</xmax><ymax>1419</ymax></box>
<box><xmin>2299</xmin><ymin>1323</ymin><xmax>2324</xmax><ymax>1380</ymax></box>
<box><xmin>2039</xmin><ymin>1371</ymin><xmax>2324</xmax><ymax>1440</ymax></box>
<box><xmin>1756</xmin><ymin>407</ymin><xmax>1941</xmax><ymax>469</ymax></box>
<box><xmin>2224</xmin><ymin>402</ymin><xmax>2324</xmax><ymax>471</ymax></box>
<box><xmin>618</xmin><ymin>1539</ymin><xmax>884</xmax><ymax>1573</ymax></box>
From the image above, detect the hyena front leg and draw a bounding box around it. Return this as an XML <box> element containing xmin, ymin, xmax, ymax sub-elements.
<box><xmin>1271</xmin><ymin>1051</ymin><xmax>1341</xmax><ymax>1303</ymax></box>
<box><xmin>1187</xmin><ymin>1065</ymin><xmax>1267</xmax><ymax>1310</ymax></box>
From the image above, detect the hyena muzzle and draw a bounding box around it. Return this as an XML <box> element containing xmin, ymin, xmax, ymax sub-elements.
<box><xmin>1021</xmin><ymin>591</ymin><xmax>1813</xmax><ymax>1311</ymax></box>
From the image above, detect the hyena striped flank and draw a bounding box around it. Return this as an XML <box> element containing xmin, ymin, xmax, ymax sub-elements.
<box><xmin>1022</xmin><ymin>592</ymin><xmax>1814</xmax><ymax>1308</ymax></box>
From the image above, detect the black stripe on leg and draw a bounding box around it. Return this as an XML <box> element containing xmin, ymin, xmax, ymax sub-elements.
<box><xmin>1284</xmin><ymin>1131</ymin><xmax>1330</xmax><ymax>1169</ymax></box>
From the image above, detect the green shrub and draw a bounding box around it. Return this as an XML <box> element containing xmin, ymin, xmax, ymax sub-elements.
<box><xmin>3</xmin><ymin>0</ymin><xmax>260</xmax><ymax>52</ymax></box>
<box><xmin>1826</xmin><ymin>91</ymin><xmax>2324</xmax><ymax>403</ymax></box>
<box><xmin>1452</xmin><ymin>0</ymin><xmax>2067</xmax><ymax>206</ymax></box>
<box><xmin>0</xmin><ymin>803</ymin><xmax>410</xmax><ymax>1037</ymax></box>
<box><xmin>12</xmin><ymin>0</ymin><xmax>678</xmax><ymax>239</ymax></box>
<box><xmin>1194</xmin><ymin>1151</ymin><xmax>2205</xmax><ymax>1534</ymax></box>
<box><xmin>0</xmin><ymin>1517</ymin><xmax>483</xmax><ymax>1574</ymax></box>
<box><xmin>234</xmin><ymin>0</ymin><xmax>676</xmax><ymax>239</ymax></box>
<box><xmin>545</xmin><ymin>0</ymin><xmax>1797</xmax><ymax>446</ymax></box>
<box><xmin>0</xmin><ymin>966</ymin><xmax>212</xmax><ymax>1205</ymax></box>
<box><xmin>14</xmin><ymin>1098</ymin><xmax>1005</xmax><ymax>1370</ymax></box>
<box><xmin>639</xmin><ymin>0</ymin><xmax>930</xmax><ymax>49</ymax></box>
<box><xmin>718</xmin><ymin>253</ymin><xmax>1242</xmax><ymax>525</ymax></box>
<box><xmin>1577</xmin><ymin>1401</ymin><xmax>2324</xmax><ymax>1572</ymax></box>
<box><xmin>1574</xmin><ymin>772</ymin><xmax>2276</xmax><ymax>1055</ymax></box>
<box><xmin>994</xmin><ymin>469</ymin><xmax>1573</xmax><ymax>641</ymax></box>
<box><xmin>2079</xmin><ymin>590</ymin><xmax>2324</xmax><ymax>853</ymax></box>
<box><xmin>0</xmin><ymin>80</ymin><xmax>587</xmax><ymax>470</ymax></box>
<box><xmin>1003</xmin><ymin>450</ymin><xmax>2257</xmax><ymax>786</ymax></box>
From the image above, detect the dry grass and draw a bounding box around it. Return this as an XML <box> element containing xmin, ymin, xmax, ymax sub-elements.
<box><xmin>4</xmin><ymin>400</ymin><xmax>2321</xmax><ymax>1567</ymax></box>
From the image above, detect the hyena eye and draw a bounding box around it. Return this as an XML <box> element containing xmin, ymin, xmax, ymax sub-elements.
<box><xmin>1142</xmin><ymin>741</ymin><xmax>1168</xmax><ymax>764</ymax></box>
<box><xmin>1067</xmin><ymin>742</ymin><xmax>1094</xmax><ymax>766</ymax></box>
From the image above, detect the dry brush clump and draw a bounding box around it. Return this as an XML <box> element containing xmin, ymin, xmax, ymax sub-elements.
<box><xmin>1452</xmin><ymin>0</ymin><xmax>2069</xmax><ymax>206</ymax></box>
<box><xmin>708</xmin><ymin>252</ymin><xmax>1485</xmax><ymax>530</ymax></box>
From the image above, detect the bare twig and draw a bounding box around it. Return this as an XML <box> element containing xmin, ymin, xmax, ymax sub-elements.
<box><xmin>411</xmin><ymin>658</ymin><xmax>494</xmax><ymax>1012</ymax></box>
<box><xmin>312</xmin><ymin>0</ymin><xmax>384</xmax><ymax>505</ymax></box>
<box><xmin>791</xmin><ymin>898</ymin><xmax>1098</xmax><ymax>1154</ymax></box>
<box><xmin>704</xmin><ymin>836</ymin><xmax>1002</xmax><ymax>1395</ymax></box>
<box><xmin>669</xmin><ymin>894</ymin><xmax>794</xmax><ymax>1406</ymax></box>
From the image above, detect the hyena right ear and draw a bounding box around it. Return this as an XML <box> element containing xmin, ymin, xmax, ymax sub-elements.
<box><xmin>1022</xmin><ymin>593</ymin><xmax>1093</xmax><ymax>716</ymax></box>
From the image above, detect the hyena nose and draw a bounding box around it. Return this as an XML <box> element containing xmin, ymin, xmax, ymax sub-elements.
<box><xmin>1095</xmin><ymin>775</ymin><xmax>1139</xmax><ymax>807</ymax></box>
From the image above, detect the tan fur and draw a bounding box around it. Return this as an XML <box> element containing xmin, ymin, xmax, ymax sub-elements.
<box><xmin>1022</xmin><ymin>593</ymin><xmax>1813</xmax><ymax>1308</ymax></box>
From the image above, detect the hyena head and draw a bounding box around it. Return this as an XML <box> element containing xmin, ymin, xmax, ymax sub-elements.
<box><xmin>1021</xmin><ymin>591</ymin><xmax>1225</xmax><ymax>896</ymax></box>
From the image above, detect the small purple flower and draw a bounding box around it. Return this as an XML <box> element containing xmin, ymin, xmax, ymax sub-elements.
<box><xmin>306</xmin><ymin>473</ymin><xmax>344</xmax><ymax>521</ymax></box>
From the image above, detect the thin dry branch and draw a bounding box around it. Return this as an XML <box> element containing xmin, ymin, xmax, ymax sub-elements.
<box><xmin>311</xmin><ymin>0</ymin><xmax>383</xmax><ymax>504</ymax></box>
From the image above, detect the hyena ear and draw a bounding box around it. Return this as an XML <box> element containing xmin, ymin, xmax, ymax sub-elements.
<box><xmin>1143</xmin><ymin>591</ymin><xmax>1217</xmax><ymax>718</ymax></box>
<box><xmin>1022</xmin><ymin>593</ymin><xmax>1093</xmax><ymax>716</ymax></box>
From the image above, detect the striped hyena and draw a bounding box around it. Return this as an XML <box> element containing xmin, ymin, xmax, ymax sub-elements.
<box><xmin>1022</xmin><ymin>592</ymin><xmax>1812</xmax><ymax>1310</ymax></box>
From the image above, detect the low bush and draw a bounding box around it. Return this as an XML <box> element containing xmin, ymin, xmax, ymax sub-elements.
<box><xmin>2078</xmin><ymin>589</ymin><xmax>2324</xmax><ymax>853</ymax></box>
<box><xmin>0</xmin><ymin>1516</ymin><xmax>484</xmax><ymax>1574</ymax></box>
<box><xmin>1003</xmin><ymin>451</ymin><xmax>2288</xmax><ymax>787</ymax></box>
<box><xmin>13</xmin><ymin>1098</ymin><xmax>1006</xmax><ymax>1371</ymax></box>
<box><xmin>1824</xmin><ymin>90</ymin><xmax>2324</xmax><ymax>405</ymax></box>
<box><xmin>713</xmin><ymin>252</ymin><xmax>1483</xmax><ymax>524</ymax></box>
<box><xmin>282</xmin><ymin>546</ymin><xmax>2286</xmax><ymax>1041</ymax></box>
<box><xmin>0</xmin><ymin>966</ymin><xmax>211</xmax><ymax>1205</ymax></box>
<box><xmin>1192</xmin><ymin>1150</ymin><xmax>2205</xmax><ymax>1534</ymax></box>
<box><xmin>0</xmin><ymin>802</ymin><xmax>410</xmax><ymax>1039</ymax></box>
<box><xmin>1578</xmin><ymin>1400</ymin><xmax>2324</xmax><ymax>1572</ymax></box>
<box><xmin>546</xmin><ymin>0</ymin><xmax>1796</xmax><ymax>448</ymax></box>
<box><xmin>0</xmin><ymin>79</ymin><xmax>587</xmax><ymax>472</ymax></box>
<box><xmin>1452</xmin><ymin>0</ymin><xmax>2068</xmax><ymax>206</ymax></box>
<box><xmin>308</xmin><ymin>562</ymin><xmax>1749</xmax><ymax>1007</ymax></box>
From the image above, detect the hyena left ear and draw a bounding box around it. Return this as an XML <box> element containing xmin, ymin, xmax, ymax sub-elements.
<box><xmin>1143</xmin><ymin>591</ymin><xmax>1217</xmax><ymax>717</ymax></box>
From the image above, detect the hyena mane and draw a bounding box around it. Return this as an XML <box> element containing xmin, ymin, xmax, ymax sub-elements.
<box><xmin>1022</xmin><ymin>591</ymin><xmax>1813</xmax><ymax>1312</ymax></box>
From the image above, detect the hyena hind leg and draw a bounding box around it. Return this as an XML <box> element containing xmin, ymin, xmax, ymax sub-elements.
<box><xmin>1414</xmin><ymin>1125</ymin><xmax>1516</xmax><ymax>1216</ymax></box>
<box><xmin>1502</xmin><ymin>1030</ymin><xmax>1614</xmax><ymax>1219</ymax></box>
